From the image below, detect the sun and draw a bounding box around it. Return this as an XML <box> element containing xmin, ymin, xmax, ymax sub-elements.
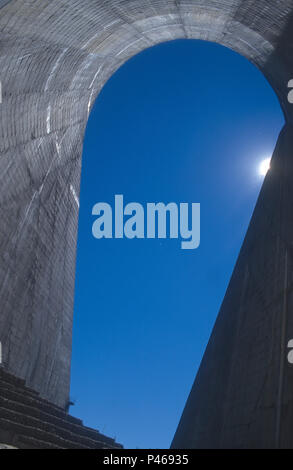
<box><xmin>259</xmin><ymin>158</ymin><xmax>271</xmax><ymax>177</ymax></box>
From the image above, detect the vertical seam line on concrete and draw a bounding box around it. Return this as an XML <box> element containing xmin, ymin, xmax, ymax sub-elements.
<box><xmin>275</xmin><ymin>248</ymin><xmax>289</xmax><ymax>448</ymax></box>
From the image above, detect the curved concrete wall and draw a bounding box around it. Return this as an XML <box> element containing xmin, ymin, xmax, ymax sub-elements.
<box><xmin>0</xmin><ymin>0</ymin><xmax>293</xmax><ymax>446</ymax></box>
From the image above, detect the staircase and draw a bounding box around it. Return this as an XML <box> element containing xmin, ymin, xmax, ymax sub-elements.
<box><xmin>0</xmin><ymin>367</ymin><xmax>123</xmax><ymax>449</ymax></box>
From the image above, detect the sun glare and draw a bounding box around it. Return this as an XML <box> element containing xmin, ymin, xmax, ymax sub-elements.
<box><xmin>259</xmin><ymin>158</ymin><xmax>271</xmax><ymax>177</ymax></box>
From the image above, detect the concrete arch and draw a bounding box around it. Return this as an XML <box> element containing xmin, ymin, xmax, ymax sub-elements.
<box><xmin>1</xmin><ymin>0</ymin><xmax>293</xmax><ymax>447</ymax></box>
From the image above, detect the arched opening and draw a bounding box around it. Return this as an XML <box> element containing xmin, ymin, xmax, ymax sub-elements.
<box><xmin>71</xmin><ymin>39</ymin><xmax>284</xmax><ymax>448</ymax></box>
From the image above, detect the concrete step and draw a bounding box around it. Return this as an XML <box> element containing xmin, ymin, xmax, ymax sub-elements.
<box><xmin>0</xmin><ymin>368</ymin><xmax>26</xmax><ymax>388</ymax></box>
<box><xmin>17</xmin><ymin>435</ymin><xmax>64</xmax><ymax>450</ymax></box>
<box><xmin>0</xmin><ymin>407</ymin><xmax>108</xmax><ymax>448</ymax></box>
<box><xmin>0</xmin><ymin>395</ymin><xmax>118</xmax><ymax>446</ymax></box>
<box><xmin>0</xmin><ymin>368</ymin><xmax>74</xmax><ymax>415</ymax></box>
<box><xmin>0</xmin><ymin>377</ymin><xmax>40</xmax><ymax>399</ymax></box>
<box><xmin>0</xmin><ymin>417</ymin><xmax>90</xmax><ymax>449</ymax></box>
<box><xmin>0</xmin><ymin>376</ymin><xmax>67</xmax><ymax>413</ymax></box>
<box><xmin>0</xmin><ymin>384</ymin><xmax>82</xmax><ymax>426</ymax></box>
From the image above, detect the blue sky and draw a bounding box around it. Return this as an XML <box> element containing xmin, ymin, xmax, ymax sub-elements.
<box><xmin>70</xmin><ymin>39</ymin><xmax>284</xmax><ymax>449</ymax></box>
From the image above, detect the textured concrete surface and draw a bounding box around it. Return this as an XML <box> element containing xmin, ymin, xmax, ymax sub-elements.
<box><xmin>0</xmin><ymin>0</ymin><xmax>293</xmax><ymax>447</ymax></box>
